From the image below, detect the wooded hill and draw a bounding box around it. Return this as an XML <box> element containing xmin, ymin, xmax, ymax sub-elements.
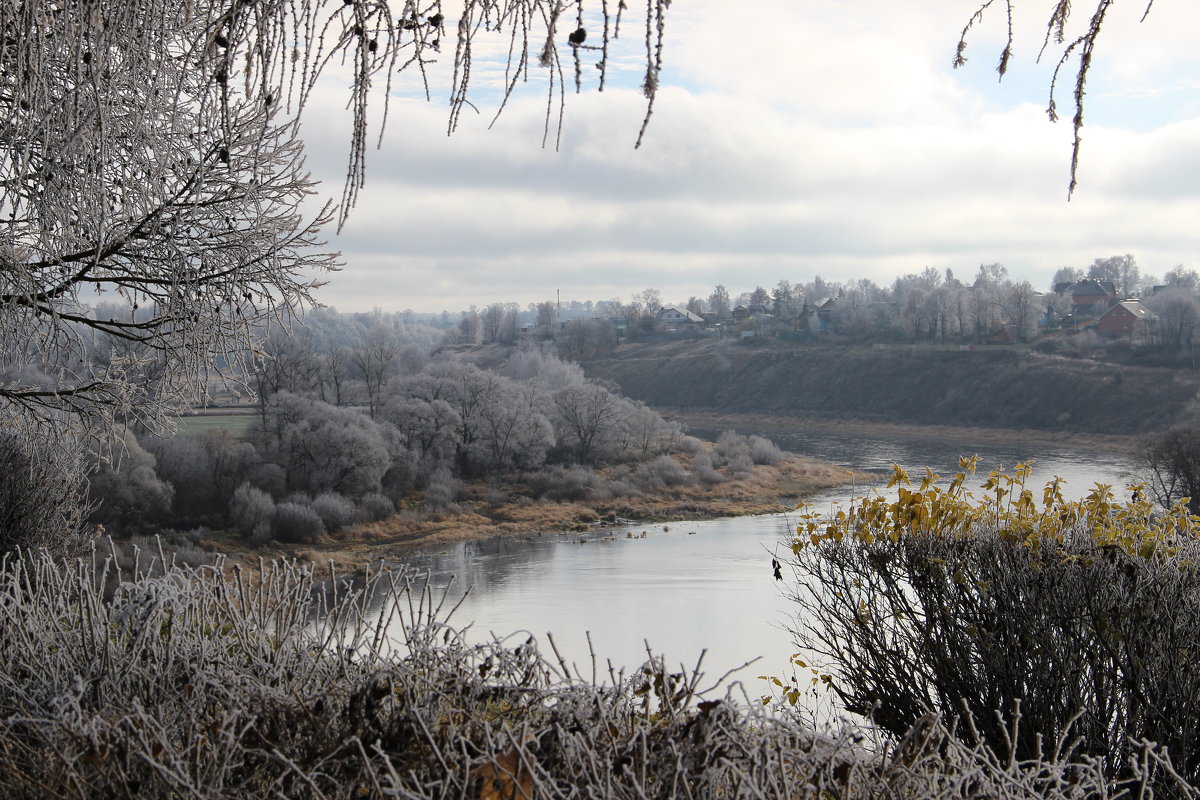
<box><xmin>579</xmin><ymin>340</ymin><xmax>1200</xmax><ymax>436</ymax></box>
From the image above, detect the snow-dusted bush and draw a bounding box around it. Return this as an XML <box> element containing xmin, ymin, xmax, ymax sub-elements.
<box><xmin>748</xmin><ymin>435</ymin><xmax>784</xmax><ymax>465</ymax></box>
<box><xmin>691</xmin><ymin>452</ymin><xmax>725</xmax><ymax>486</ymax></box>
<box><xmin>423</xmin><ymin>467</ymin><xmax>459</xmax><ymax>511</ymax></box>
<box><xmin>713</xmin><ymin>430</ymin><xmax>751</xmax><ymax>467</ymax></box>
<box><xmin>526</xmin><ymin>465</ymin><xmax>602</xmax><ymax>502</ymax></box>
<box><xmin>229</xmin><ymin>482</ymin><xmax>275</xmax><ymax>539</ymax></box>
<box><xmin>633</xmin><ymin>455</ymin><xmax>692</xmax><ymax>490</ymax></box>
<box><xmin>311</xmin><ymin>491</ymin><xmax>356</xmax><ymax>533</ymax></box>
<box><xmin>357</xmin><ymin>492</ymin><xmax>395</xmax><ymax>522</ymax></box>
<box><xmin>271</xmin><ymin>502</ymin><xmax>325</xmax><ymax>544</ymax></box>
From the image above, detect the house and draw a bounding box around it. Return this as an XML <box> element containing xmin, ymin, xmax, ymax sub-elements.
<box><xmin>1097</xmin><ymin>300</ymin><xmax>1155</xmax><ymax>339</ymax></box>
<box><xmin>657</xmin><ymin>307</ymin><xmax>705</xmax><ymax>326</ymax></box>
<box><xmin>1068</xmin><ymin>279</ymin><xmax>1119</xmax><ymax>318</ymax></box>
<box><xmin>814</xmin><ymin>298</ymin><xmax>837</xmax><ymax>333</ymax></box>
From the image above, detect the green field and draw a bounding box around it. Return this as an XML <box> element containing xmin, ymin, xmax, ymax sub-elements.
<box><xmin>174</xmin><ymin>412</ymin><xmax>255</xmax><ymax>438</ymax></box>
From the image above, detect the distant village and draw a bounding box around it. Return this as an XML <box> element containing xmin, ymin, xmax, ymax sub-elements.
<box><xmin>648</xmin><ymin>278</ymin><xmax>1158</xmax><ymax>345</ymax></box>
<box><xmin>429</xmin><ymin>257</ymin><xmax>1200</xmax><ymax>363</ymax></box>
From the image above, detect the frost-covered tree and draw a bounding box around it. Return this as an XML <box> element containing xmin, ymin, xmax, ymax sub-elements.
<box><xmin>255</xmin><ymin>392</ymin><xmax>392</xmax><ymax>496</ymax></box>
<box><xmin>0</xmin><ymin>0</ymin><xmax>671</xmax><ymax>438</ymax></box>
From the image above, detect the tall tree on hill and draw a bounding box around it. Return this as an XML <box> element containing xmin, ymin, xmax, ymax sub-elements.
<box><xmin>707</xmin><ymin>285</ymin><xmax>732</xmax><ymax>320</ymax></box>
<box><xmin>1089</xmin><ymin>255</ymin><xmax>1142</xmax><ymax>299</ymax></box>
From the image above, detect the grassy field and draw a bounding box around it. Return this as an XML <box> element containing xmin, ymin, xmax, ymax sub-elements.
<box><xmin>174</xmin><ymin>411</ymin><xmax>256</xmax><ymax>438</ymax></box>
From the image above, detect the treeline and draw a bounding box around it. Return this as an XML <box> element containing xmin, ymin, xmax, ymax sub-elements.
<box><xmin>447</xmin><ymin>255</ymin><xmax>1200</xmax><ymax>357</ymax></box>
<box><xmin>88</xmin><ymin>309</ymin><xmax>791</xmax><ymax>542</ymax></box>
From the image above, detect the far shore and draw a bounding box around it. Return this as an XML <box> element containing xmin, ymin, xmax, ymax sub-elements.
<box><xmin>662</xmin><ymin>410</ymin><xmax>1143</xmax><ymax>454</ymax></box>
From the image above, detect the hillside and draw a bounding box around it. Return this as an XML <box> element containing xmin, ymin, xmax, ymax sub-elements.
<box><xmin>580</xmin><ymin>340</ymin><xmax>1200</xmax><ymax>436</ymax></box>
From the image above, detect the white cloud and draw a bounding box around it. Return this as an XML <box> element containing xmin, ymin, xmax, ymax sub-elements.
<box><xmin>293</xmin><ymin>1</ymin><xmax>1200</xmax><ymax>312</ymax></box>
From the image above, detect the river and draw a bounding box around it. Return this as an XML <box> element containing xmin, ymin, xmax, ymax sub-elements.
<box><xmin>389</xmin><ymin>431</ymin><xmax>1141</xmax><ymax>689</ymax></box>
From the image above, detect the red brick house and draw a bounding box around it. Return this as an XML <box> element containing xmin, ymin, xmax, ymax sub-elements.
<box><xmin>1069</xmin><ymin>278</ymin><xmax>1119</xmax><ymax>318</ymax></box>
<box><xmin>1097</xmin><ymin>300</ymin><xmax>1155</xmax><ymax>339</ymax></box>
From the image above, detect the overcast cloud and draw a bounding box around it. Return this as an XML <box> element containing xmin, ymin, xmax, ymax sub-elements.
<box><xmin>298</xmin><ymin>1</ymin><xmax>1200</xmax><ymax>313</ymax></box>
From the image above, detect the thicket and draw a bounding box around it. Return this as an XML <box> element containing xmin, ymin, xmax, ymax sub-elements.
<box><xmin>89</xmin><ymin>350</ymin><xmax>791</xmax><ymax>543</ymax></box>
<box><xmin>784</xmin><ymin>459</ymin><xmax>1200</xmax><ymax>796</ymax></box>
<box><xmin>0</xmin><ymin>547</ymin><xmax>1181</xmax><ymax>799</ymax></box>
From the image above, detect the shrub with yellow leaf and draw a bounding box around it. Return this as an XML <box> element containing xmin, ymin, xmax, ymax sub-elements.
<box><xmin>783</xmin><ymin>457</ymin><xmax>1200</xmax><ymax>793</ymax></box>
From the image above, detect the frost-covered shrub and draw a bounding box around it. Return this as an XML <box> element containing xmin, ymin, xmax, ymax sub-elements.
<box><xmin>633</xmin><ymin>455</ymin><xmax>692</xmax><ymax>490</ymax></box>
<box><xmin>248</xmin><ymin>462</ymin><xmax>287</xmax><ymax>498</ymax></box>
<box><xmin>482</xmin><ymin>486</ymin><xmax>509</xmax><ymax>507</ymax></box>
<box><xmin>311</xmin><ymin>492</ymin><xmax>356</xmax><ymax>533</ymax></box>
<box><xmin>692</xmin><ymin>452</ymin><xmax>724</xmax><ymax>486</ymax></box>
<box><xmin>0</xmin><ymin>423</ymin><xmax>90</xmax><ymax>554</ymax></box>
<box><xmin>713</xmin><ymin>430</ymin><xmax>751</xmax><ymax>467</ymax></box>
<box><xmin>88</xmin><ymin>434</ymin><xmax>174</xmax><ymax>528</ymax></box>
<box><xmin>727</xmin><ymin>453</ymin><xmax>754</xmax><ymax>477</ymax></box>
<box><xmin>673</xmin><ymin>435</ymin><xmax>705</xmax><ymax>455</ymax></box>
<box><xmin>357</xmin><ymin>492</ymin><xmax>395</xmax><ymax>522</ymax></box>
<box><xmin>229</xmin><ymin>482</ymin><xmax>275</xmax><ymax>538</ymax></box>
<box><xmin>423</xmin><ymin>467</ymin><xmax>458</xmax><ymax>511</ymax></box>
<box><xmin>527</xmin><ymin>465</ymin><xmax>601</xmax><ymax>502</ymax></box>
<box><xmin>271</xmin><ymin>502</ymin><xmax>325</xmax><ymax>543</ymax></box>
<box><xmin>748</xmin><ymin>435</ymin><xmax>784</xmax><ymax>465</ymax></box>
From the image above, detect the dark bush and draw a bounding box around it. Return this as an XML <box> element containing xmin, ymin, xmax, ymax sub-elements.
<box><xmin>271</xmin><ymin>502</ymin><xmax>325</xmax><ymax>543</ymax></box>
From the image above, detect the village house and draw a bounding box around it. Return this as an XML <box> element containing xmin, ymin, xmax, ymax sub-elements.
<box><xmin>1097</xmin><ymin>300</ymin><xmax>1156</xmax><ymax>340</ymax></box>
<box><xmin>1063</xmin><ymin>278</ymin><xmax>1120</xmax><ymax>318</ymax></box>
<box><xmin>657</xmin><ymin>307</ymin><xmax>705</xmax><ymax>326</ymax></box>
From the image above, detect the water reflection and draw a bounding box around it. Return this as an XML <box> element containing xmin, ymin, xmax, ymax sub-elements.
<box><xmin>387</xmin><ymin>434</ymin><xmax>1142</xmax><ymax>684</ymax></box>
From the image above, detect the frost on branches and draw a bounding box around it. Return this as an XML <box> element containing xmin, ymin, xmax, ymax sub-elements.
<box><xmin>0</xmin><ymin>0</ymin><xmax>669</xmax><ymax>440</ymax></box>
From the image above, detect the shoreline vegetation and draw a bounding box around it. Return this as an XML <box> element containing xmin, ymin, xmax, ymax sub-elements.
<box><xmin>172</xmin><ymin>406</ymin><xmax>1144</xmax><ymax>575</ymax></box>
<box><xmin>199</xmin><ymin>451</ymin><xmax>874</xmax><ymax>573</ymax></box>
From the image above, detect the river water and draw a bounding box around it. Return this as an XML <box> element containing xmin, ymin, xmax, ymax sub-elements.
<box><xmin>390</xmin><ymin>430</ymin><xmax>1140</xmax><ymax>687</ymax></box>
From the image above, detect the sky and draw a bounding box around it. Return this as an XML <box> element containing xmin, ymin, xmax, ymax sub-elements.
<box><xmin>298</xmin><ymin>1</ymin><xmax>1200</xmax><ymax>314</ymax></box>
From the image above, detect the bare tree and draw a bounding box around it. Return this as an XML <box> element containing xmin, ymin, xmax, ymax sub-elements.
<box><xmin>1146</xmin><ymin>289</ymin><xmax>1200</xmax><ymax>354</ymax></box>
<box><xmin>1141</xmin><ymin>427</ymin><xmax>1200</xmax><ymax>515</ymax></box>
<box><xmin>352</xmin><ymin>329</ymin><xmax>400</xmax><ymax>419</ymax></box>
<box><xmin>995</xmin><ymin>281</ymin><xmax>1039</xmax><ymax>343</ymax></box>
<box><xmin>707</xmin><ymin>285</ymin><xmax>732</xmax><ymax>320</ymax></box>
<box><xmin>553</xmin><ymin>383</ymin><xmax>621</xmax><ymax>464</ymax></box>
<box><xmin>1089</xmin><ymin>254</ymin><xmax>1141</xmax><ymax>299</ymax></box>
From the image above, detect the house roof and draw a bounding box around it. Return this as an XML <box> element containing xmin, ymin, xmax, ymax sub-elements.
<box><xmin>1100</xmin><ymin>300</ymin><xmax>1155</xmax><ymax>321</ymax></box>
<box><xmin>1072</xmin><ymin>278</ymin><xmax>1117</xmax><ymax>297</ymax></box>
<box><xmin>658</xmin><ymin>307</ymin><xmax>705</xmax><ymax>323</ymax></box>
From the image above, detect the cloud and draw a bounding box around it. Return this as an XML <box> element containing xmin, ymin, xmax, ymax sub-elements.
<box><xmin>292</xmin><ymin>1</ymin><xmax>1200</xmax><ymax>312</ymax></box>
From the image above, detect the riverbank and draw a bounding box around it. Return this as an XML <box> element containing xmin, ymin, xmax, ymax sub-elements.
<box><xmin>581</xmin><ymin>340</ymin><xmax>1200</xmax><ymax>436</ymax></box>
<box><xmin>665</xmin><ymin>410</ymin><xmax>1143</xmax><ymax>454</ymax></box>
<box><xmin>202</xmin><ymin>453</ymin><xmax>871</xmax><ymax>573</ymax></box>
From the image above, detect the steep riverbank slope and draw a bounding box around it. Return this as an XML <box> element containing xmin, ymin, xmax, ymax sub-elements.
<box><xmin>581</xmin><ymin>341</ymin><xmax>1200</xmax><ymax>436</ymax></box>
